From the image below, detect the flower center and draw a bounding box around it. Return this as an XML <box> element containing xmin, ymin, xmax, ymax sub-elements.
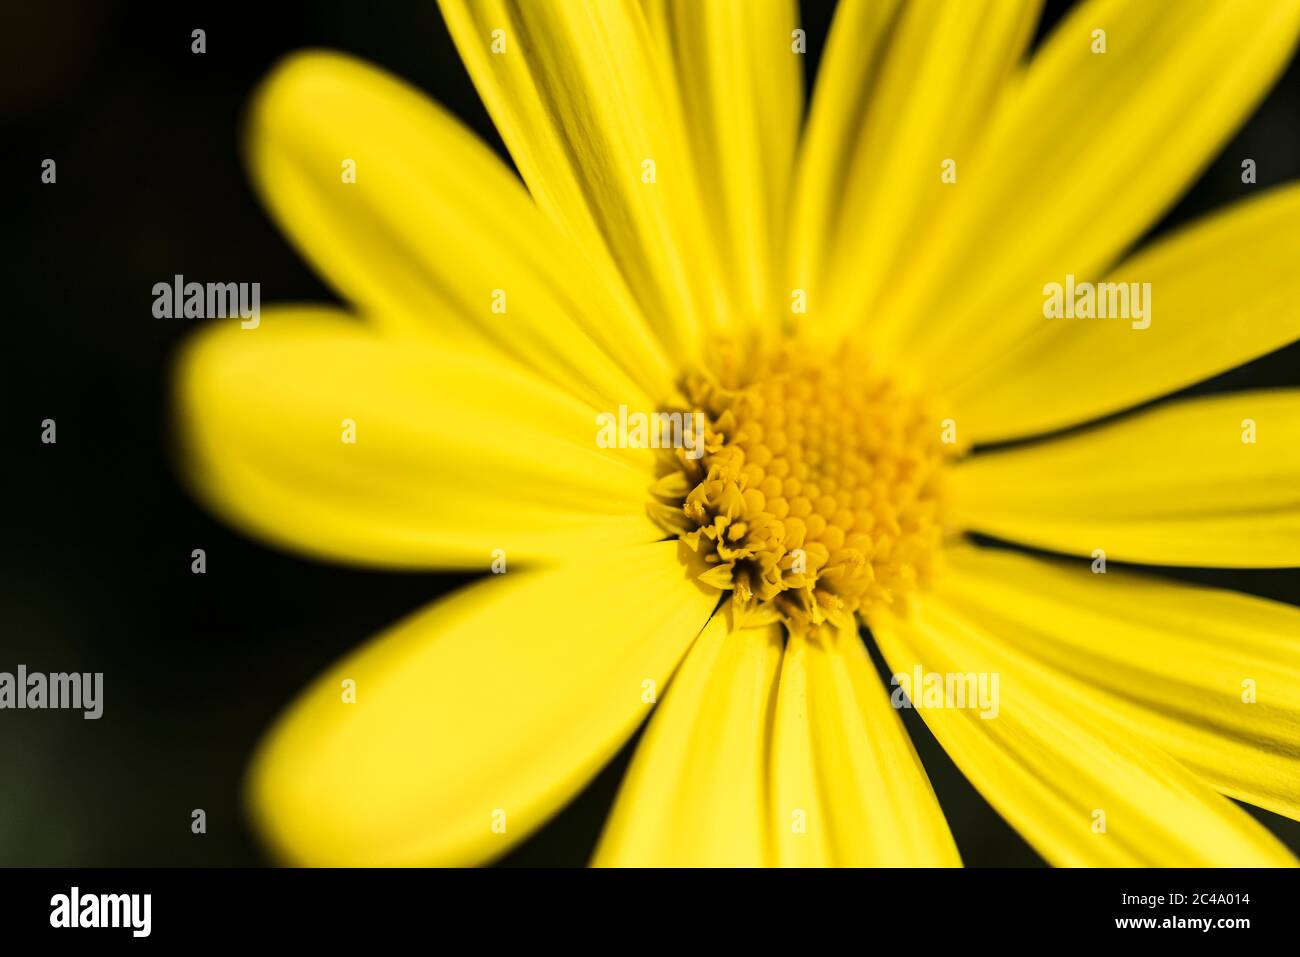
<box><xmin>651</xmin><ymin>337</ymin><xmax>955</xmax><ymax>633</ymax></box>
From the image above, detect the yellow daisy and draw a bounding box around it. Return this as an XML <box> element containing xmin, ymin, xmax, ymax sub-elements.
<box><xmin>176</xmin><ymin>0</ymin><xmax>1300</xmax><ymax>867</ymax></box>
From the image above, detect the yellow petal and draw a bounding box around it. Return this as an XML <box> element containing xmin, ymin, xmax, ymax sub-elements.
<box><xmin>592</xmin><ymin>613</ymin><xmax>782</xmax><ymax>867</ymax></box>
<box><xmin>878</xmin><ymin>0</ymin><xmax>1300</xmax><ymax>385</ymax></box>
<box><xmin>249</xmin><ymin>540</ymin><xmax>720</xmax><ymax>866</ymax></box>
<box><xmin>951</xmin><ymin>390</ymin><xmax>1300</xmax><ymax>566</ymax></box>
<box><xmin>248</xmin><ymin>50</ymin><xmax>674</xmax><ymax>406</ymax></box>
<box><xmin>869</xmin><ymin>591</ymin><xmax>1296</xmax><ymax>866</ymax></box>
<box><xmin>790</xmin><ymin>0</ymin><xmax>1041</xmax><ymax>344</ymax></box>
<box><xmin>936</xmin><ymin>544</ymin><xmax>1300</xmax><ymax>822</ymax></box>
<box><xmin>438</xmin><ymin>0</ymin><xmax>727</xmax><ymax>355</ymax></box>
<box><xmin>176</xmin><ymin>308</ymin><xmax>661</xmax><ymax>570</ymax></box>
<box><xmin>786</xmin><ymin>0</ymin><xmax>899</xmax><ymax>330</ymax></box>
<box><xmin>643</xmin><ymin>0</ymin><xmax>802</xmax><ymax>325</ymax></box>
<box><xmin>771</xmin><ymin>625</ymin><xmax>960</xmax><ymax>866</ymax></box>
<box><xmin>953</xmin><ymin>183</ymin><xmax>1300</xmax><ymax>442</ymax></box>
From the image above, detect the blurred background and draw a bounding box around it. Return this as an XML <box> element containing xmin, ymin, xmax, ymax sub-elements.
<box><xmin>2</xmin><ymin>0</ymin><xmax>1298</xmax><ymax>865</ymax></box>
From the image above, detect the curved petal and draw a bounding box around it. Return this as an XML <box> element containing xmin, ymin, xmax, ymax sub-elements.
<box><xmin>789</xmin><ymin>0</ymin><xmax>1041</xmax><ymax>343</ymax></box>
<box><xmin>951</xmin><ymin>390</ymin><xmax>1300</xmax><ymax>567</ymax></box>
<box><xmin>643</xmin><ymin>0</ymin><xmax>802</xmax><ymax>325</ymax></box>
<box><xmin>592</xmin><ymin>612</ymin><xmax>782</xmax><ymax>867</ymax></box>
<box><xmin>176</xmin><ymin>308</ymin><xmax>661</xmax><ymax>570</ymax></box>
<box><xmin>878</xmin><ymin>0</ymin><xmax>1300</xmax><ymax>386</ymax></box>
<box><xmin>786</xmin><ymin>0</ymin><xmax>898</xmax><ymax>328</ymax></box>
<box><xmin>248</xmin><ymin>50</ymin><xmax>674</xmax><ymax>406</ymax></box>
<box><xmin>248</xmin><ymin>540</ymin><xmax>720</xmax><ymax>866</ymax></box>
<box><xmin>771</xmin><ymin>624</ymin><xmax>961</xmax><ymax>867</ymax></box>
<box><xmin>437</xmin><ymin>0</ymin><xmax>728</xmax><ymax>355</ymax></box>
<box><xmin>934</xmin><ymin>544</ymin><xmax>1300</xmax><ymax>822</ymax></box>
<box><xmin>953</xmin><ymin>183</ymin><xmax>1300</xmax><ymax>442</ymax></box>
<box><xmin>869</xmin><ymin>591</ymin><xmax>1296</xmax><ymax>866</ymax></box>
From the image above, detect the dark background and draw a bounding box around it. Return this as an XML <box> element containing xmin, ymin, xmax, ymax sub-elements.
<box><xmin>2</xmin><ymin>0</ymin><xmax>1298</xmax><ymax>866</ymax></box>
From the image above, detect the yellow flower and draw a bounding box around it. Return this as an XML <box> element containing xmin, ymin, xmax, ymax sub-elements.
<box><xmin>176</xmin><ymin>0</ymin><xmax>1300</xmax><ymax>867</ymax></box>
